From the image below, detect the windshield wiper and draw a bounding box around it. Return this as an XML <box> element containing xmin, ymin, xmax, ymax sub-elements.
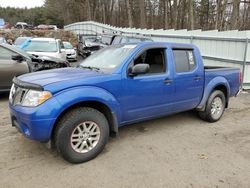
<box><xmin>80</xmin><ymin>66</ymin><xmax>100</xmax><ymax>71</ymax></box>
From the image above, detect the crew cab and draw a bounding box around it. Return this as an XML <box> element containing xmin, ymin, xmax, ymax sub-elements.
<box><xmin>9</xmin><ymin>42</ymin><xmax>241</xmax><ymax>163</ymax></box>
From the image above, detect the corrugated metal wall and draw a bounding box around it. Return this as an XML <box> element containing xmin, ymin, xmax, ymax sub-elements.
<box><xmin>64</xmin><ymin>21</ymin><xmax>250</xmax><ymax>89</ymax></box>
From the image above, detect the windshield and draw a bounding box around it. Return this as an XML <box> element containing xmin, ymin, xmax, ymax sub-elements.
<box><xmin>63</xmin><ymin>42</ymin><xmax>73</xmax><ymax>49</ymax></box>
<box><xmin>80</xmin><ymin>44</ymin><xmax>136</xmax><ymax>71</ymax></box>
<box><xmin>23</xmin><ymin>40</ymin><xmax>58</xmax><ymax>52</ymax></box>
<box><xmin>14</xmin><ymin>37</ymin><xmax>30</xmax><ymax>45</ymax></box>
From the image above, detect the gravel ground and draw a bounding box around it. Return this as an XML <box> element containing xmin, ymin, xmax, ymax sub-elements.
<box><xmin>0</xmin><ymin>91</ymin><xmax>250</xmax><ymax>188</ymax></box>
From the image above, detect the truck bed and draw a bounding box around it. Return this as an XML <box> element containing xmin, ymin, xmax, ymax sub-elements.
<box><xmin>204</xmin><ymin>66</ymin><xmax>240</xmax><ymax>97</ymax></box>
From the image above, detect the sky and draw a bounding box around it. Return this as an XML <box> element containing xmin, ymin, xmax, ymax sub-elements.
<box><xmin>0</xmin><ymin>0</ymin><xmax>45</xmax><ymax>8</ymax></box>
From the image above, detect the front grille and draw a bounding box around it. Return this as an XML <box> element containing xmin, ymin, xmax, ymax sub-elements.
<box><xmin>10</xmin><ymin>84</ymin><xmax>28</xmax><ymax>106</ymax></box>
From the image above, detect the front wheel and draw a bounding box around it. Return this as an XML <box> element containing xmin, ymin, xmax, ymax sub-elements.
<box><xmin>198</xmin><ymin>90</ymin><xmax>226</xmax><ymax>122</ymax></box>
<box><xmin>55</xmin><ymin>107</ymin><xmax>109</xmax><ymax>163</ymax></box>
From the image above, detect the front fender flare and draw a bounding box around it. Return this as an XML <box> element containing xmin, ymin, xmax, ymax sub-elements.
<box><xmin>51</xmin><ymin>86</ymin><xmax>121</xmax><ymax>134</ymax></box>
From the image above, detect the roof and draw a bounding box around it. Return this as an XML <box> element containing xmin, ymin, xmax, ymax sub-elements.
<box><xmin>135</xmin><ymin>41</ymin><xmax>197</xmax><ymax>49</ymax></box>
<box><xmin>31</xmin><ymin>38</ymin><xmax>58</xmax><ymax>42</ymax></box>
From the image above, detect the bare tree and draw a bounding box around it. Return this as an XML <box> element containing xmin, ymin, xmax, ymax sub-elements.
<box><xmin>139</xmin><ymin>0</ymin><xmax>146</xmax><ymax>28</ymax></box>
<box><xmin>164</xmin><ymin>0</ymin><xmax>170</xmax><ymax>29</ymax></box>
<box><xmin>230</xmin><ymin>0</ymin><xmax>240</xmax><ymax>29</ymax></box>
<box><xmin>126</xmin><ymin>0</ymin><xmax>133</xmax><ymax>27</ymax></box>
<box><xmin>188</xmin><ymin>0</ymin><xmax>194</xmax><ymax>30</ymax></box>
<box><xmin>40</xmin><ymin>0</ymin><xmax>250</xmax><ymax>31</ymax></box>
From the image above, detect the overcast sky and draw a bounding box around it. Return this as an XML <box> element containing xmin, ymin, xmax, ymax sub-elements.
<box><xmin>0</xmin><ymin>0</ymin><xmax>44</xmax><ymax>8</ymax></box>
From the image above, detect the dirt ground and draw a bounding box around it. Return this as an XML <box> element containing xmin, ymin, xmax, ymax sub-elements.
<box><xmin>0</xmin><ymin>91</ymin><xmax>250</xmax><ymax>188</ymax></box>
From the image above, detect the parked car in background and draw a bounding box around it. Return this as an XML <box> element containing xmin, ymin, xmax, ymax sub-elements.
<box><xmin>0</xmin><ymin>37</ymin><xmax>7</xmax><ymax>44</ymax></box>
<box><xmin>78</xmin><ymin>35</ymin><xmax>106</xmax><ymax>57</ymax></box>
<box><xmin>78</xmin><ymin>34</ymin><xmax>153</xmax><ymax>58</ymax></box>
<box><xmin>22</xmin><ymin>38</ymin><xmax>67</xmax><ymax>61</ymax></box>
<box><xmin>36</xmin><ymin>24</ymin><xmax>58</xmax><ymax>30</ymax></box>
<box><xmin>0</xmin><ymin>43</ymin><xmax>69</xmax><ymax>91</ymax></box>
<box><xmin>14</xmin><ymin>22</ymin><xmax>33</xmax><ymax>30</ymax></box>
<box><xmin>14</xmin><ymin>37</ymin><xmax>32</xmax><ymax>48</ymax></box>
<box><xmin>101</xmin><ymin>34</ymin><xmax>114</xmax><ymax>45</ymax></box>
<box><xmin>63</xmin><ymin>41</ymin><xmax>77</xmax><ymax>62</ymax></box>
<box><xmin>9</xmin><ymin>42</ymin><xmax>241</xmax><ymax>163</ymax></box>
<box><xmin>0</xmin><ymin>18</ymin><xmax>5</xmax><ymax>29</ymax></box>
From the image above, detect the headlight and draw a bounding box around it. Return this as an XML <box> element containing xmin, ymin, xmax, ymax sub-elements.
<box><xmin>22</xmin><ymin>90</ymin><xmax>52</xmax><ymax>107</ymax></box>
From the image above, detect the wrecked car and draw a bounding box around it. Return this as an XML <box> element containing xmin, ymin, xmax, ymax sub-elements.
<box><xmin>0</xmin><ymin>43</ymin><xmax>69</xmax><ymax>91</ymax></box>
<box><xmin>22</xmin><ymin>38</ymin><xmax>67</xmax><ymax>61</ymax></box>
<box><xmin>78</xmin><ymin>35</ymin><xmax>106</xmax><ymax>57</ymax></box>
<box><xmin>78</xmin><ymin>34</ymin><xmax>153</xmax><ymax>58</ymax></box>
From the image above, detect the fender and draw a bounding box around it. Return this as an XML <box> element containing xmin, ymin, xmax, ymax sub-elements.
<box><xmin>196</xmin><ymin>76</ymin><xmax>230</xmax><ymax>111</ymax></box>
<box><xmin>53</xmin><ymin>86</ymin><xmax>121</xmax><ymax>130</ymax></box>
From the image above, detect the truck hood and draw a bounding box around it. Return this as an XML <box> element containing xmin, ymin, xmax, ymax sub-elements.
<box><xmin>18</xmin><ymin>67</ymin><xmax>104</xmax><ymax>87</ymax></box>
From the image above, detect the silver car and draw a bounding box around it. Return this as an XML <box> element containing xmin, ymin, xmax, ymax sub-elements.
<box><xmin>22</xmin><ymin>38</ymin><xmax>67</xmax><ymax>61</ymax></box>
<box><xmin>63</xmin><ymin>41</ymin><xmax>77</xmax><ymax>62</ymax></box>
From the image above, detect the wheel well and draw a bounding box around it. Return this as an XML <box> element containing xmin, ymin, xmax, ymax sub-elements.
<box><xmin>213</xmin><ymin>85</ymin><xmax>228</xmax><ymax>107</ymax></box>
<box><xmin>52</xmin><ymin>101</ymin><xmax>117</xmax><ymax>139</ymax></box>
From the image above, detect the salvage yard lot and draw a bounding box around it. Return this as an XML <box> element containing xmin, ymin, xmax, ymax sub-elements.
<box><xmin>1</xmin><ymin>92</ymin><xmax>250</xmax><ymax>188</ymax></box>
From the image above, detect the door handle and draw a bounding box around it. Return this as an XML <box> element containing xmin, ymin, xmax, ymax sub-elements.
<box><xmin>194</xmin><ymin>76</ymin><xmax>201</xmax><ymax>81</ymax></box>
<box><xmin>164</xmin><ymin>79</ymin><xmax>173</xmax><ymax>84</ymax></box>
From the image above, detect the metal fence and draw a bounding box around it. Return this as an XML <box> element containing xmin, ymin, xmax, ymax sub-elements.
<box><xmin>64</xmin><ymin>21</ymin><xmax>250</xmax><ymax>89</ymax></box>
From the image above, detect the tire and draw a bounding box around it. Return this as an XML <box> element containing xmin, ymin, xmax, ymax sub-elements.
<box><xmin>55</xmin><ymin>107</ymin><xmax>109</xmax><ymax>163</ymax></box>
<box><xmin>198</xmin><ymin>90</ymin><xmax>226</xmax><ymax>123</ymax></box>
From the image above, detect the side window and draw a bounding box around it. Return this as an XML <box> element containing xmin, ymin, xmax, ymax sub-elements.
<box><xmin>60</xmin><ymin>41</ymin><xmax>64</xmax><ymax>49</ymax></box>
<box><xmin>121</xmin><ymin>37</ymin><xmax>127</xmax><ymax>44</ymax></box>
<box><xmin>131</xmin><ymin>48</ymin><xmax>166</xmax><ymax>75</ymax></box>
<box><xmin>112</xmin><ymin>36</ymin><xmax>122</xmax><ymax>45</ymax></box>
<box><xmin>0</xmin><ymin>46</ymin><xmax>18</xmax><ymax>60</ymax></box>
<box><xmin>173</xmin><ymin>49</ymin><xmax>196</xmax><ymax>73</ymax></box>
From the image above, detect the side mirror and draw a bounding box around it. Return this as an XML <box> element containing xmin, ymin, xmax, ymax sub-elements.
<box><xmin>12</xmin><ymin>54</ymin><xmax>24</xmax><ymax>62</ymax></box>
<box><xmin>129</xmin><ymin>64</ymin><xmax>149</xmax><ymax>77</ymax></box>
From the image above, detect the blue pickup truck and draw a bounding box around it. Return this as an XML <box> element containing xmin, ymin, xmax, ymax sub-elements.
<box><xmin>9</xmin><ymin>42</ymin><xmax>241</xmax><ymax>163</ymax></box>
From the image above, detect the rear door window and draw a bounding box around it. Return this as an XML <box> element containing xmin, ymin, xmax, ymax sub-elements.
<box><xmin>173</xmin><ymin>49</ymin><xmax>196</xmax><ymax>73</ymax></box>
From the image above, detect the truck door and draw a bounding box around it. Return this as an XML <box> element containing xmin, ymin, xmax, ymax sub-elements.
<box><xmin>121</xmin><ymin>48</ymin><xmax>174</xmax><ymax>123</ymax></box>
<box><xmin>0</xmin><ymin>46</ymin><xmax>29</xmax><ymax>90</ymax></box>
<box><xmin>171</xmin><ymin>48</ymin><xmax>204</xmax><ymax>111</ymax></box>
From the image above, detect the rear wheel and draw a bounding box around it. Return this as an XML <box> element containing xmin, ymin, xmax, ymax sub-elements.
<box><xmin>55</xmin><ymin>107</ymin><xmax>109</xmax><ymax>163</ymax></box>
<box><xmin>198</xmin><ymin>90</ymin><xmax>226</xmax><ymax>122</ymax></box>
